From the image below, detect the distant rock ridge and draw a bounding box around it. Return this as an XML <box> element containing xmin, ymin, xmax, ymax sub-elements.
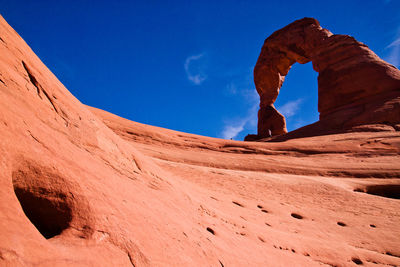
<box><xmin>246</xmin><ymin>17</ymin><xmax>400</xmax><ymax>141</ymax></box>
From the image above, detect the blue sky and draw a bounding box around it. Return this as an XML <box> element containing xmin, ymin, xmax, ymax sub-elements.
<box><xmin>1</xmin><ymin>1</ymin><xmax>399</xmax><ymax>140</ymax></box>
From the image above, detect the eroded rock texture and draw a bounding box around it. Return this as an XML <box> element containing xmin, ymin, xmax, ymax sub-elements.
<box><xmin>1</xmin><ymin>15</ymin><xmax>400</xmax><ymax>267</ymax></box>
<box><xmin>251</xmin><ymin>18</ymin><xmax>400</xmax><ymax>139</ymax></box>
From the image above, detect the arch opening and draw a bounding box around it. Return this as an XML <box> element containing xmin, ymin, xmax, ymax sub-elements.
<box><xmin>274</xmin><ymin>62</ymin><xmax>318</xmax><ymax>132</ymax></box>
<box><xmin>245</xmin><ymin>17</ymin><xmax>400</xmax><ymax>141</ymax></box>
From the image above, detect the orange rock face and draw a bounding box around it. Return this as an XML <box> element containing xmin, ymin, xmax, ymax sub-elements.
<box><xmin>252</xmin><ymin>18</ymin><xmax>400</xmax><ymax>139</ymax></box>
<box><xmin>1</xmin><ymin>16</ymin><xmax>400</xmax><ymax>266</ymax></box>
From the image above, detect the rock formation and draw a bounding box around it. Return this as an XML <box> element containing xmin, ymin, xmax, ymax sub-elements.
<box><xmin>248</xmin><ymin>17</ymin><xmax>400</xmax><ymax>140</ymax></box>
<box><xmin>0</xmin><ymin>15</ymin><xmax>400</xmax><ymax>266</ymax></box>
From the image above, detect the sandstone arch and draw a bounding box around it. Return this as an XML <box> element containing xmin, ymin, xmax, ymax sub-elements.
<box><xmin>249</xmin><ymin>18</ymin><xmax>400</xmax><ymax>140</ymax></box>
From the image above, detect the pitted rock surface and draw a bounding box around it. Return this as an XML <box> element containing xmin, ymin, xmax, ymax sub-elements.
<box><xmin>1</xmin><ymin>15</ymin><xmax>400</xmax><ymax>267</ymax></box>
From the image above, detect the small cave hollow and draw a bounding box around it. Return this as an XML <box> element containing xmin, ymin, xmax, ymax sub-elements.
<box><xmin>206</xmin><ymin>227</ymin><xmax>215</xmax><ymax>235</ymax></box>
<box><xmin>351</xmin><ymin>257</ymin><xmax>363</xmax><ymax>265</ymax></box>
<box><xmin>291</xmin><ymin>213</ymin><xmax>303</xmax><ymax>219</ymax></box>
<box><xmin>354</xmin><ymin>184</ymin><xmax>400</xmax><ymax>200</ymax></box>
<box><xmin>13</xmin><ymin>184</ymin><xmax>73</xmax><ymax>239</ymax></box>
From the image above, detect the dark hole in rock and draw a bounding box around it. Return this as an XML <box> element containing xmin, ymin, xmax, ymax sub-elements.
<box><xmin>232</xmin><ymin>201</ymin><xmax>243</xmax><ymax>207</ymax></box>
<box><xmin>337</xmin><ymin>222</ymin><xmax>346</xmax><ymax>227</ymax></box>
<box><xmin>291</xmin><ymin>213</ymin><xmax>303</xmax><ymax>219</ymax></box>
<box><xmin>261</xmin><ymin>209</ymin><xmax>268</xmax><ymax>213</ymax></box>
<box><xmin>354</xmin><ymin>185</ymin><xmax>400</xmax><ymax>200</ymax></box>
<box><xmin>13</xmin><ymin>186</ymin><xmax>72</xmax><ymax>239</ymax></box>
<box><xmin>257</xmin><ymin>205</ymin><xmax>263</xmax><ymax>209</ymax></box>
<box><xmin>206</xmin><ymin>227</ymin><xmax>215</xmax><ymax>235</ymax></box>
<box><xmin>351</xmin><ymin>257</ymin><xmax>363</xmax><ymax>265</ymax></box>
<box><xmin>369</xmin><ymin>224</ymin><xmax>376</xmax><ymax>228</ymax></box>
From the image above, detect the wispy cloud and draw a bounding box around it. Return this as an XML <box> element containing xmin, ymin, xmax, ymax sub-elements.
<box><xmin>277</xmin><ymin>98</ymin><xmax>303</xmax><ymax>118</ymax></box>
<box><xmin>388</xmin><ymin>38</ymin><xmax>400</xmax><ymax>48</ymax></box>
<box><xmin>385</xmin><ymin>37</ymin><xmax>400</xmax><ymax>67</ymax></box>
<box><xmin>226</xmin><ymin>82</ymin><xmax>238</xmax><ymax>95</ymax></box>
<box><xmin>221</xmin><ymin>89</ymin><xmax>258</xmax><ymax>140</ymax></box>
<box><xmin>224</xmin><ymin>66</ymin><xmax>254</xmax><ymax>96</ymax></box>
<box><xmin>383</xmin><ymin>23</ymin><xmax>400</xmax><ymax>68</ymax></box>
<box><xmin>184</xmin><ymin>53</ymin><xmax>207</xmax><ymax>85</ymax></box>
<box><xmin>221</xmin><ymin>122</ymin><xmax>247</xmax><ymax>140</ymax></box>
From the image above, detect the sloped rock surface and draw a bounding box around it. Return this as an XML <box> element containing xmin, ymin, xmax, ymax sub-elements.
<box><xmin>0</xmin><ymin>16</ymin><xmax>400</xmax><ymax>266</ymax></box>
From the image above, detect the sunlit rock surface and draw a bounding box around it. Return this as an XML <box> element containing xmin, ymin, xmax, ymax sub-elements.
<box><xmin>0</xmin><ymin>15</ymin><xmax>399</xmax><ymax>266</ymax></box>
<box><xmin>250</xmin><ymin>18</ymin><xmax>400</xmax><ymax>139</ymax></box>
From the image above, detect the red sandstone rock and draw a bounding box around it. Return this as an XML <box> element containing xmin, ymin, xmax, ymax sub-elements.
<box><xmin>0</xmin><ymin>16</ymin><xmax>400</xmax><ymax>267</ymax></box>
<box><xmin>252</xmin><ymin>18</ymin><xmax>400</xmax><ymax>139</ymax></box>
<box><xmin>257</xmin><ymin>105</ymin><xmax>287</xmax><ymax>136</ymax></box>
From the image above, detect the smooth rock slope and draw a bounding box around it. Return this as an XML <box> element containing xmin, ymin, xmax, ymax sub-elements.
<box><xmin>0</xmin><ymin>15</ymin><xmax>400</xmax><ymax>266</ymax></box>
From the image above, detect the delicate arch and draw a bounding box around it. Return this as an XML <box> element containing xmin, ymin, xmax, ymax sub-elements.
<box><xmin>249</xmin><ymin>18</ymin><xmax>400</xmax><ymax>140</ymax></box>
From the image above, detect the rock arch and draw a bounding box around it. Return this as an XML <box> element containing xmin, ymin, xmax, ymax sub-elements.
<box><xmin>248</xmin><ymin>18</ymin><xmax>400</xmax><ymax>140</ymax></box>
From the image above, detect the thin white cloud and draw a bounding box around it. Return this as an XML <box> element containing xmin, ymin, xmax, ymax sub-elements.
<box><xmin>385</xmin><ymin>37</ymin><xmax>400</xmax><ymax>67</ymax></box>
<box><xmin>220</xmin><ymin>89</ymin><xmax>258</xmax><ymax>140</ymax></box>
<box><xmin>226</xmin><ymin>82</ymin><xmax>237</xmax><ymax>94</ymax></box>
<box><xmin>224</xmin><ymin>67</ymin><xmax>253</xmax><ymax>96</ymax></box>
<box><xmin>384</xmin><ymin>23</ymin><xmax>400</xmax><ymax>67</ymax></box>
<box><xmin>277</xmin><ymin>98</ymin><xmax>303</xmax><ymax>118</ymax></box>
<box><xmin>221</xmin><ymin>122</ymin><xmax>246</xmax><ymax>140</ymax></box>
<box><xmin>184</xmin><ymin>53</ymin><xmax>207</xmax><ymax>85</ymax></box>
<box><xmin>387</xmin><ymin>37</ymin><xmax>400</xmax><ymax>48</ymax></box>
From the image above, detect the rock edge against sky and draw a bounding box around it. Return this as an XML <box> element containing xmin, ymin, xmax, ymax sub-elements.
<box><xmin>0</xmin><ymin>15</ymin><xmax>399</xmax><ymax>266</ymax></box>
